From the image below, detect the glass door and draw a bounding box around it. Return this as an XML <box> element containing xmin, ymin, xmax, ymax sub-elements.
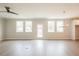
<box><xmin>37</xmin><ymin>24</ymin><xmax>43</xmax><ymax>38</ymax></box>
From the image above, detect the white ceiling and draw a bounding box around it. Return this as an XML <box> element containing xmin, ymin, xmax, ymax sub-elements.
<box><xmin>0</xmin><ymin>3</ymin><xmax>79</xmax><ymax>19</ymax></box>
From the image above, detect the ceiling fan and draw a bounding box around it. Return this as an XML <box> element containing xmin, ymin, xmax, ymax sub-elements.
<box><xmin>0</xmin><ymin>6</ymin><xmax>18</xmax><ymax>15</ymax></box>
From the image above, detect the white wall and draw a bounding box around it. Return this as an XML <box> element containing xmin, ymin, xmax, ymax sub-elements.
<box><xmin>4</xmin><ymin>18</ymin><xmax>72</xmax><ymax>40</ymax></box>
<box><xmin>0</xmin><ymin>18</ymin><xmax>5</xmax><ymax>41</ymax></box>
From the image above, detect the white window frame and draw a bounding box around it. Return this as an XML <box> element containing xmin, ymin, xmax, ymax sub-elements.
<box><xmin>16</xmin><ymin>21</ymin><xmax>24</xmax><ymax>32</ymax></box>
<box><xmin>48</xmin><ymin>21</ymin><xmax>55</xmax><ymax>32</ymax></box>
<box><xmin>25</xmin><ymin>21</ymin><xmax>32</xmax><ymax>32</ymax></box>
<box><xmin>56</xmin><ymin>20</ymin><xmax>64</xmax><ymax>32</ymax></box>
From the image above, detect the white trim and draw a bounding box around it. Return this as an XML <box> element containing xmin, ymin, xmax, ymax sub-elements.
<box><xmin>44</xmin><ymin>38</ymin><xmax>72</xmax><ymax>40</ymax></box>
<box><xmin>4</xmin><ymin>38</ymin><xmax>72</xmax><ymax>40</ymax></box>
<box><xmin>5</xmin><ymin>38</ymin><xmax>33</xmax><ymax>40</ymax></box>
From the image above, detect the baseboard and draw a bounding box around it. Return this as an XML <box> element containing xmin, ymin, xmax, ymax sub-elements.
<box><xmin>74</xmin><ymin>39</ymin><xmax>79</xmax><ymax>41</ymax></box>
<box><xmin>5</xmin><ymin>38</ymin><xmax>33</xmax><ymax>39</ymax></box>
<box><xmin>44</xmin><ymin>38</ymin><xmax>72</xmax><ymax>40</ymax></box>
<box><xmin>0</xmin><ymin>39</ymin><xmax>4</xmax><ymax>42</ymax></box>
<box><xmin>4</xmin><ymin>38</ymin><xmax>72</xmax><ymax>40</ymax></box>
<box><xmin>3</xmin><ymin>38</ymin><xmax>33</xmax><ymax>41</ymax></box>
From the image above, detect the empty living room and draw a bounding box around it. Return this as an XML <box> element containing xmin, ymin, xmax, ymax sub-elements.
<box><xmin>0</xmin><ymin>3</ymin><xmax>79</xmax><ymax>57</ymax></box>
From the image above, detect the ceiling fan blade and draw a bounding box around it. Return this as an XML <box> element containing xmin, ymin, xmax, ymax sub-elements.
<box><xmin>0</xmin><ymin>6</ymin><xmax>19</xmax><ymax>15</ymax></box>
<box><xmin>9</xmin><ymin>11</ymin><xmax>18</xmax><ymax>15</ymax></box>
<box><xmin>0</xmin><ymin>11</ymin><xmax>18</xmax><ymax>15</ymax></box>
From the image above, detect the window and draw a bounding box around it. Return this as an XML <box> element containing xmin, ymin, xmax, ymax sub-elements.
<box><xmin>56</xmin><ymin>21</ymin><xmax>64</xmax><ymax>32</ymax></box>
<box><xmin>16</xmin><ymin>21</ymin><xmax>24</xmax><ymax>32</ymax></box>
<box><xmin>25</xmin><ymin>21</ymin><xmax>32</xmax><ymax>32</ymax></box>
<box><xmin>48</xmin><ymin>21</ymin><xmax>55</xmax><ymax>32</ymax></box>
<box><xmin>16</xmin><ymin>21</ymin><xmax>32</xmax><ymax>32</ymax></box>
